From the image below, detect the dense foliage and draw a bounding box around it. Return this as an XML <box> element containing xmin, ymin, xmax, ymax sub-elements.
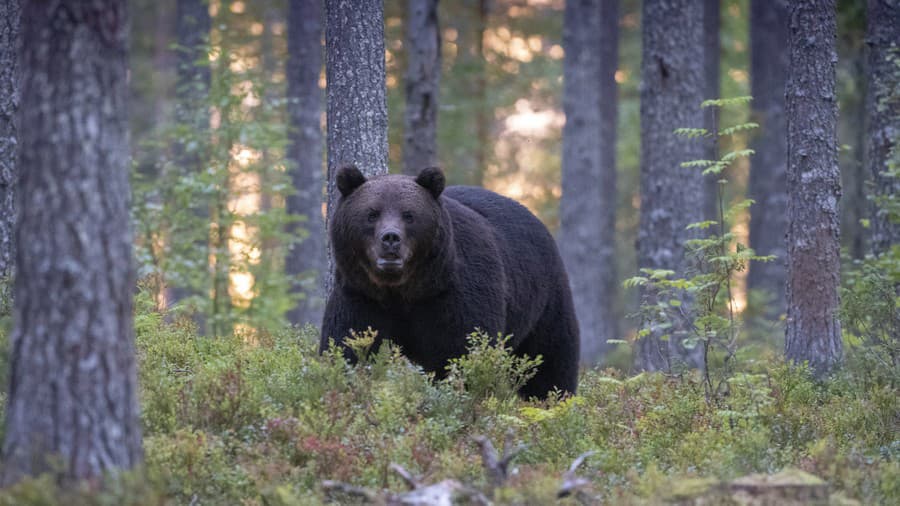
<box><xmin>0</xmin><ymin>284</ymin><xmax>895</xmax><ymax>504</ymax></box>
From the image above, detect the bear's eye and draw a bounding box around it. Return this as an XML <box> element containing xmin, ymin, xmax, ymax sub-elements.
<box><xmin>402</xmin><ymin>211</ymin><xmax>414</xmax><ymax>223</ymax></box>
<box><xmin>367</xmin><ymin>210</ymin><xmax>380</xmax><ymax>223</ymax></box>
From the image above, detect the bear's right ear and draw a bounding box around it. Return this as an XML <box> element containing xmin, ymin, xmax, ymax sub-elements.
<box><xmin>336</xmin><ymin>165</ymin><xmax>366</xmax><ymax>197</ymax></box>
<box><xmin>415</xmin><ymin>167</ymin><xmax>445</xmax><ymax>199</ymax></box>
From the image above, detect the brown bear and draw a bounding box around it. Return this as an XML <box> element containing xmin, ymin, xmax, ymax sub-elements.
<box><xmin>321</xmin><ymin>165</ymin><xmax>579</xmax><ymax>398</ymax></box>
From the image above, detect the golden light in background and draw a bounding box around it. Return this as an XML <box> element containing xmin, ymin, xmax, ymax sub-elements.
<box><xmin>547</xmin><ymin>44</ymin><xmax>564</xmax><ymax>60</ymax></box>
<box><xmin>230</xmin><ymin>1</ymin><xmax>245</xmax><ymax>14</ymax></box>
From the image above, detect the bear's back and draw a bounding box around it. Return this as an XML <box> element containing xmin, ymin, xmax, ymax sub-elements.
<box><xmin>442</xmin><ymin>185</ymin><xmax>570</xmax><ymax>342</ymax></box>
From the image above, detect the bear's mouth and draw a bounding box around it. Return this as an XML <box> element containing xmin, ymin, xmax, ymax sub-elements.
<box><xmin>375</xmin><ymin>255</ymin><xmax>404</xmax><ymax>273</ymax></box>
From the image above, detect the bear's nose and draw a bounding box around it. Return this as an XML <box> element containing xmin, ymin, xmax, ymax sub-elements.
<box><xmin>381</xmin><ymin>231</ymin><xmax>401</xmax><ymax>248</ymax></box>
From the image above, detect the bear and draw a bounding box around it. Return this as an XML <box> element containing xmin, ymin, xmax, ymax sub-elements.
<box><xmin>320</xmin><ymin>165</ymin><xmax>579</xmax><ymax>399</ymax></box>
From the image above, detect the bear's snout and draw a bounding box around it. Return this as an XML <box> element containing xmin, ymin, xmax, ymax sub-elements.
<box><xmin>380</xmin><ymin>229</ymin><xmax>402</xmax><ymax>250</ymax></box>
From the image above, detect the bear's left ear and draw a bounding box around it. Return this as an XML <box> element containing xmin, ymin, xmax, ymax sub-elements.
<box><xmin>415</xmin><ymin>167</ymin><xmax>445</xmax><ymax>199</ymax></box>
<box><xmin>336</xmin><ymin>164</ymin><xmax>367</xmax><ymax>197</ymax></box>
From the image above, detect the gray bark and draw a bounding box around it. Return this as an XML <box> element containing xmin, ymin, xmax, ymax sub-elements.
<box><xmin>473</xmin><ymin>0</ymin><xmax>490</xmax><ymax>186</ymax></box>
<box><xmin>702</xmin><ymin>0</ymin><xmax>720</xmax><ymax>224</ymax></box>
<box><xmin>1</xmin><ymin>0</ymin><xmax>142</xmax><ymax>485</ymax></box>
<box><xmin>0</xmin><ymin>0</ymin><xmax>18</xmax><ymax>284</ymax></box>
<box><xmin>286</xmin><ymin>0</ymin><xmax>326</xmax><ymax>326</ymax></box>
<box><xmin>635</xmin><ymin>0</ymin><xmax>706</xmax><ymax>372</ymax></box>
<box><xmin>168</xmin><ymin>0</ymin><xmax>211</xmax><ymax>314</ymax></box>
<box><xmin>747</xmin><ymin>0</ymin><xmax>789</xmax><ymax>315</ymax></box>
<box><xmin>324</xmin><ymin>0</ymin><xmax>389</xmax><ymax>295</ymax></box>
<box><xmin>402</xmin><ymin>0</ymin><xmax>441</xmax><ymax>175</ymax></box>
<box><xmin>866</xmin><ymin>0</ymin><xmax>900</xmax><ymax>256</ymax></box>
<box><xmin>560</xmin><ymin>0</ymin><xmax>618</xmax><ymax>365</ymax></box>
<box><xmin>784</xmin><ymin>0</ymin><xmax>843</xmax><ymax>379</ymax></box>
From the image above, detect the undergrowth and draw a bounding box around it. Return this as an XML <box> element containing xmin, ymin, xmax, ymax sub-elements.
<box><xmin>0</xmin><ymin>284</ymin><xmax>896</xmax><ymax>504</ymax></box>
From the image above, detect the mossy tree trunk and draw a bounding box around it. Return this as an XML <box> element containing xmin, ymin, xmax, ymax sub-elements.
<box><xmin>1</xmin><ymin>0</ymin><xmax>142</xmax><ymax>485</ymax></box>
<box><xmin>324</xmin><ymin>0</ymin><xmax>389</xmax><ymax>295</ymax></box>
<box><xmin>403</xmin><ymin>0</ymin><xmax>441</xmax><ymax>175</ymax></box>
<box><xmin>635</xmin><ymin>0</ymin><xmax>706</xmax><ymax>372</ymax></box>
<box><xmin>784</xmin><ymin>0</ymin><xmax>843</xmax><ymax>378</ymax></box>
<box><xmin>866</xmin><ymin>0</ymin><xmax>900</xmax><ymax>256</ymax></box>
<box><xmin>747</xmin><ymin>0</ymin><xmax>790</xmax><ymax>316</ymax></box>
<box><xmin>286</xmin><ymin>0</ymin><xmax>326</xmax><ymax>326</ymax></box>
<box><xmin>560</xmin><ymin>0</ymin><xmax>619</xmax><ymax>365</ymax></box>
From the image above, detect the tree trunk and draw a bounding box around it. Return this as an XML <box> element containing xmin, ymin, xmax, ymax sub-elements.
<box><xmin>1</xmin><ymin>0</ymin><xmax>142</xmax><ymax>485</ymax></box>
<box><xmin>635</xmin><ymin>0</ymin><xmax>705</xmax><ymax>372</ymax></box>
<box><xmin>784</xmin><ymin>0</ymin><xmax>843</xmax><ymax>379</ymax></box>
<box><xmin>403</xmin><ymin>0</ymin><xmax>441</xmax><ymax>175</ymax></box>
<box><xmin>560</xmin><ymin>0</ymin><xmax>618</xmax><ymax>365</ymax></box>
<box><xmin>866</xmin><ymin>0</ymin><xmax>900</xmax><ymax>256</ymax></box>
<box><xmin>168</xmin><ymin>0</ymin><xmax>211</xmax><ymax>316</ymax></box>
<box><xmin>0</xmin><ymin>0</ymin><xmax>18</xmax><ymax>286</ymax></box>
<box><xmin>747</xmin><ymin>0</ymin><xmax>789</xmax><ymax>316</ymax></box>
<box><xmin>702</xmin><ymin>0</ymin><xmax>720</xmax><ymax>224</ymax></box>
<box><xmin>473</xmin><ymin>0</ymin><xmax>490</xmax><ymax>186</ymax></box>
<box><xmin>324</xmin><ymin>0</ymin><xmax>389</xmax><ymax>295</ymax></box>
<box><xmin>286</xmin><ymin>0</ymin><xmax>326</xmax><ymax>326</ymax></box>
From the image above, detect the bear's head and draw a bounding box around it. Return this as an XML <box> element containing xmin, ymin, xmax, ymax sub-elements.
<box><xmin>331</xmin><ymin>165</ymin><xmax>448</xmax><ymax>292</ymax></box>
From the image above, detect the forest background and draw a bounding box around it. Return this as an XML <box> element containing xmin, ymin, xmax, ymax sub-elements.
<box><xmin>0</xmin><ymin>0</ymin><xmax>896</xmax><ymax>504</ymax></box>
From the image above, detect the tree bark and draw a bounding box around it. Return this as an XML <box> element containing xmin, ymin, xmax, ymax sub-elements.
<box><xmin>402</xmin><ymin>0</ymin><xmax>441</xmax><ymax>175</ymax></box>
<box><xmin>747</xmin><ymin>0</ymin><xmax>790</xmax><ymax>315</ymax></box>
<box><xmin>473</xmin><ymin>0</ymin><xmax>490</xmax><ymax>186</ymax></box>
<box><xmin>1</xmin><ymin>0</ymin><xmax>142</xmax><ymax>485</ymax></box>
<box><xmin>784</xmin><ymin>0</ymin><xmax>843</xmax><ymax>379</ymax></box>
<box><xmin>635</xmin><ymin>0</ymin><xmax>706</xmax><ymax>372</ymax></box>
<box><xmin>324</xmin><ymin>0</ymin><xmax>389</xmax><ymax>295</ymax></box>
<box><xmin>702</xmin><ymin>0</ymin><xmax>720</xmax><ymax>224</ymax></box>
<box><xmin>866</xmin><ymin>0</ymin><xmax>900</xmax><ymax>256</ymax></box>
<box><xmin>0</xmin><ymin>0</ymin><xmax>18</xmax><ymax>285</ymax></box>
<box><xmin>286</xmin><ymin>0</ymin><xmax>326</xmax><ymax>326</ymax></box>
<box><xmin>560</xmin><ymin>0</ymin><xmax>618</xmax><ymax>365</ymax></box>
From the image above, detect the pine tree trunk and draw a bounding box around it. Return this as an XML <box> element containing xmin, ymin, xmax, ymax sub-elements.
<box><xmin>866</xmin><ymin>0</ymin><xmax>900</xmax><ymax>256</ymax></box>
<box><xmin>403</xmin><ymin>0</ymin><xmax>441</xmax><ymax>175</ymax></box>
<box><xmin>636</xmin><ymin>0</ymin><xmax>706</xmax><ymax>372</ymax></box>
<box><xmin>560</xmin><ymin>0</ymin><xmax>618</xmax><ymax>365</ymax></box>
<box><xmin>747</xmin><ymin>0</ymin><xmax>789</xmax><ymax>316</ymax></box>
<box><xmin>702</xmin><ymin>0</ymin><xmax>720</xmax><ymax>224</ymax></box>
<box><xmin>168</xmin><ymin>0</ymin><xmax>211</xmax><ymax>316</ymax></box>
<box><xmin>1</xmin><ymin>0</ymin><xmax>142</xmax><ymax>485</ymax></box>
<box><xmin>473</xmin><ymin>0</ymin><xmax>490</xmax><ymax>186</ymax></box>
<box><xmin>324</xmin><ymin>0</ymin><xmax>389</xmax><ymax>295</ymax></box>
<box><xmin>286</xmin><ymin>0</ymin><xmax>326</xmax><ymax>326</ymax></box>
<box><xmin>0</xmin><ymin>0</ymin><xmax>18</xmax><ymax>285</ymax></box>
<box><xmin>784</xmin><ymin>0</ymin><xmax>843</xmax><ymax>379</ymax></box>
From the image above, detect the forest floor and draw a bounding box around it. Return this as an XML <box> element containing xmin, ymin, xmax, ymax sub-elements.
<box><xmin>0</xmin><ymin>290</ymin><xmax>897</xmax><ymax>505</ymax></box>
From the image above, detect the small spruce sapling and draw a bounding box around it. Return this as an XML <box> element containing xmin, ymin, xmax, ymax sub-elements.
<box><xmin>625</xmin><ymin>96</ymin><xmax>774</xmax><ymax>403</ymax></box>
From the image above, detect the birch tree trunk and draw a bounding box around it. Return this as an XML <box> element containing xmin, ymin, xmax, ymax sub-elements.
<box><xmin>747</xmin><ymin>0</ymin><xmax>789</xmax><ymax>316</ymax></box>
<box><xmin>286</xmin><ymin>0</ymin><xmax>326</xmax><ymax>326</ymax></box>
<box><xmin>324</xmin><ymin>0</ymin><xmax>389</xmax><ymax>295</ymax></box>
<box><xmin>0</xmin><ymin>0</ymin><xmax>18</xmax><ymax>286</ymax></box>
<box><xmin>784</xmin><ymin>0</ymin><xmax>843</xmax><ymax>379</ymax></box>
<box><xmin>1</xmin><ymin>0</ymin><xmax>142</xmax><ymax>485</ymax></box>
<box><xmin>866</xmin><ymin>0</ymin><xmax>900</xmax><ymax>256</ymax></box>
<box><xmin>635</xmin><ymin>0</ymin><xmax>705</xmax><ymax>372</ymax></box>
<box><xmin>560</xmin><ymin>0</ymin><xmax>619</xmax><ymax>365</ymax></box>
<box><xmin>403</xmin><ymin>0</ymin><xmax>441</xmax><ymax>175</ymax></box>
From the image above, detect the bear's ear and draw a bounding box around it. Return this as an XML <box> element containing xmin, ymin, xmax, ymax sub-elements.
<box><xmin>336</xmin><ymin>165</ymin><xmax>366</xmax><ymax>197</ymax></box>
<box><xmin>415</xmin><ymin>167</ymin><xmax>445</xmax><ymax>199</ymax></box>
